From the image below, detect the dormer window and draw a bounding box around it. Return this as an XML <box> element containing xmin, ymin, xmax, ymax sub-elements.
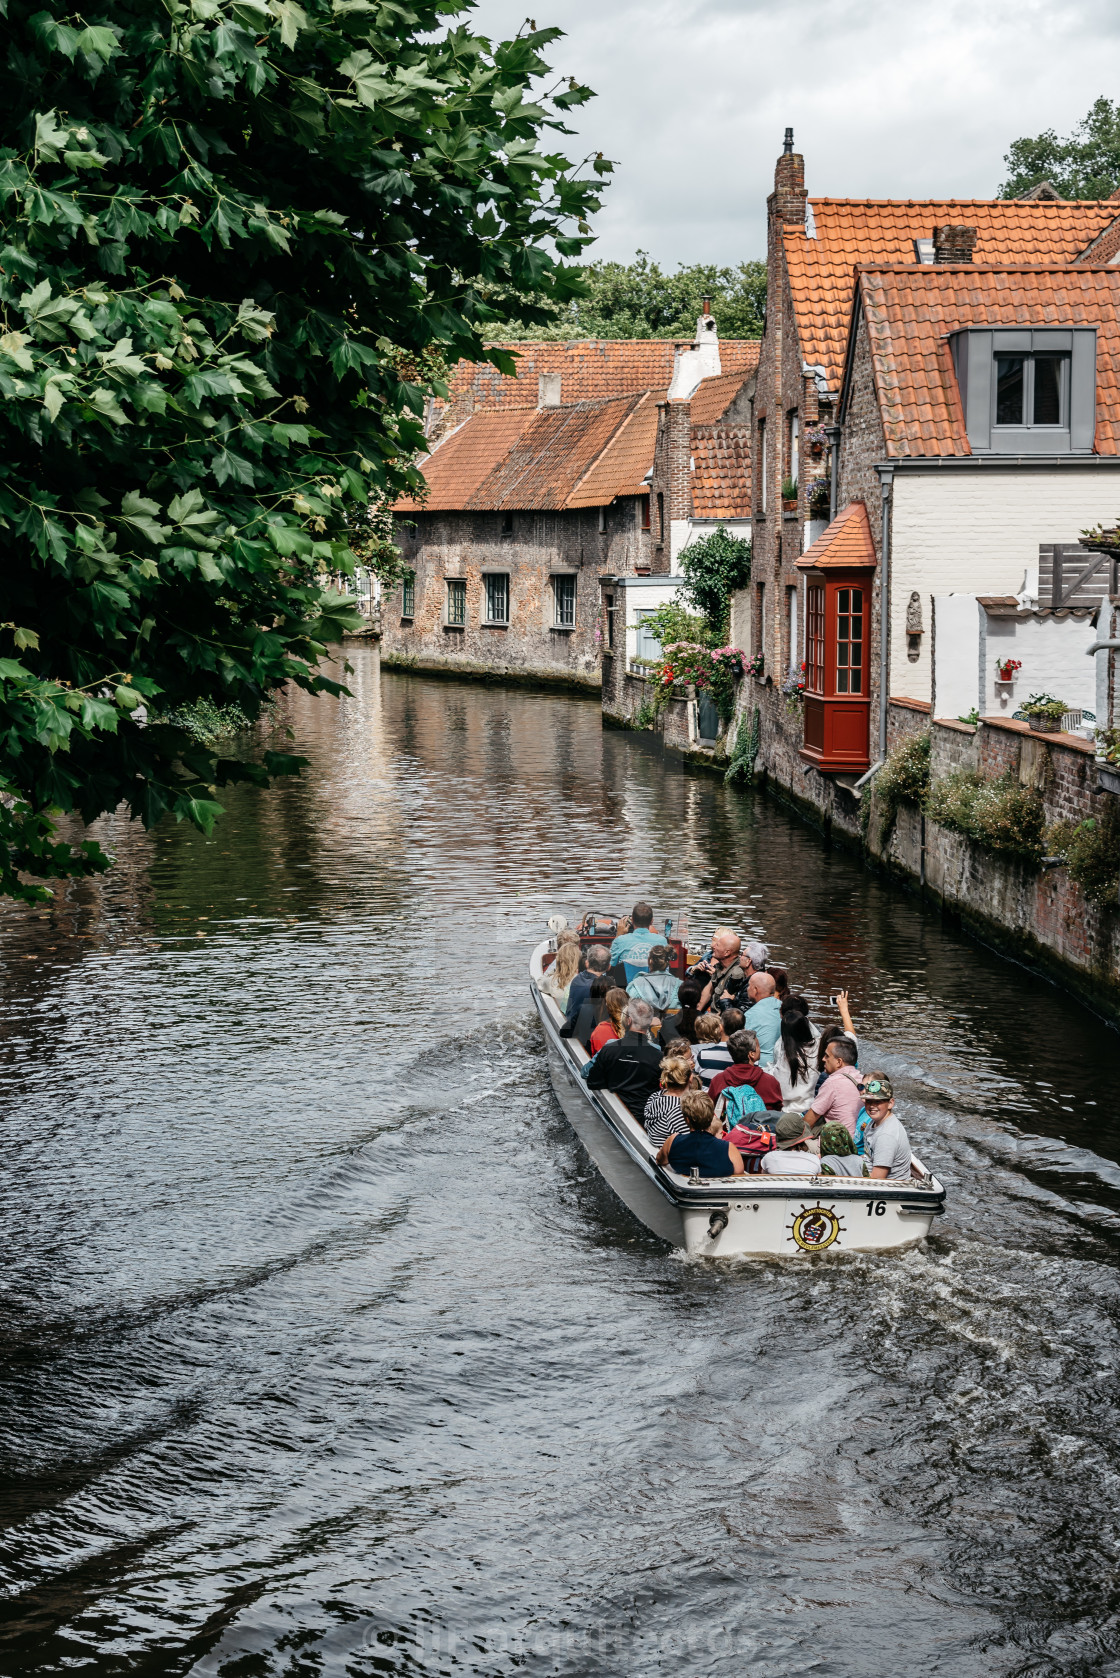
<box><xmin>949</xmin><ymin>328</ymin><xmax>1096</xmax><ymax>455</ymax></box>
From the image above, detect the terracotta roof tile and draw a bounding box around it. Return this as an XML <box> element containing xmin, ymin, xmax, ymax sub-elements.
<box><xmin>687</xmin><ymin>370</ymin><xmax>753</xmax><ymax>426</ymax></box>
<box><xmin>433</xmin><ymin>339</ymin><xmax>760</xmax><ymax>437</ymax></box>
<box><xmin>796</xmin><ymin>499</ymin><xmax>877</xmax><ymax>569</ymax></box>
<box><xmin>855</xmin><ymin>264</ymin><xmax>1120</xmax><ymax>456</ymax></box>
<box><xmin>396</xmin><ymin>392</ymin><xmax>664</xmax><ymax>512</ymax></box>
<box><xmin>786</xmin><ymin>200</ymin><xmax>1120</xmax><ymax>392</ymax></box>
<box><xmin>690</xmin><ymin>429</ymin><xmax>752</xmax><ymax>518</ymax></box>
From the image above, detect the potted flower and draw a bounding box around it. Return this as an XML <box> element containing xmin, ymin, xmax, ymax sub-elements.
<box><xmin>995</xmin><ymin>657</ymin><xmax>1021</xmax><ymax>685</ymax></box>
<box><xmin>1021</xmin><ymin>692</ymin><xmax>1067</xmax><ymax>733</ymax></box>
<box><xmin>1097</xmin><ymin>727</ymin><xmax>1120</xmax><ymax>794</ymax></box>
<box><xmin>782</xmin><ymin>662</ymin><xmax>806</xmax><ymax>711</ymax></box>
<box><xmin>807</xmin><ymin>478</ymin><xmax>831</xmax><ymax>519</ymax></box>
<box><xmin>805</xmin><ymin>427</ymin><xmax>829</xmax><ymax>456</ymax></box>
<box><xmin>781</xmin><ymin>477</ymin><xmax>798</xmax><ymax>512</ymax></box>
<box><xmin>745</xmin><ymin>652</ymin><xmax>765</xmax><ymax>680</ymax></box>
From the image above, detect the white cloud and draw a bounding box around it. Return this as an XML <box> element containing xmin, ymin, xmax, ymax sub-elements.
<box><xmin>476</xmin><ymin>0</ymin><xmax>1120</xmax><ymax>265</ymax></box>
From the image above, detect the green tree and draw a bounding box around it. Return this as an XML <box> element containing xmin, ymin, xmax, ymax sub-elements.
<box><xmin>999</xmin><ymin>97</ymin><xmax>1120</xmax><ymax>199</ymax></box>
<box><xmin>504</xmin><ymin>250</ymin><xmax>766</xmax><ymax>339</ymax></box>
<box><xmin>680</xmin><ymin>526</ymin><xmax>752</xmax><ymax>642</ymax></box>
<box><xmin>0</xmin><ymin>0</ymin><xmax>607</xmax><ymax>902</ymax></box>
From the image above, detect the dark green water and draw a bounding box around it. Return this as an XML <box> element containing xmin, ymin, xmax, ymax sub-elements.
<box><xmin>3</xmin><ymin>646</ymin><xmax>1120</xmax><ymax>1677</ymax></box>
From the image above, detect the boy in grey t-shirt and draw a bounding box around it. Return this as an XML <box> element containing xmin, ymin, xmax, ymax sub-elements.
<box><xmin>862</xmin><ymin>1073</ymin><xmax>912</xmax><ymax>1180</ymax></box>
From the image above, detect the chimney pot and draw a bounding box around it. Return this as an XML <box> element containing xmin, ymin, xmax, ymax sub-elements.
<box><xmin>932</xmin><ymin>224</ymin><xmax>977</xmax><ymax>263</ymax></box>
<box><xmin>701</xmin><ymin>294</ymin><xmax>711</xmax><ymax>316</ymax></box>
<box><xmin>783</xmin><ymin>127</ymin><xmax>794</xmax><ymax>154</ymax></box>
<box><xmin>538</xmin><ymin>371</ymin><xmax>562</xmax><ymax>407</ymax></box>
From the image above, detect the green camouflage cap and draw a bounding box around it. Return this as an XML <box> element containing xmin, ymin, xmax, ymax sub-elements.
<box><xmin>863</xmin><ymin>1073</ymin><xmax>894</xmax><ymax>1101</ymax></box>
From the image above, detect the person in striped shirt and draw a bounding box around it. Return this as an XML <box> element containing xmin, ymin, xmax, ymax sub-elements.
<box><xmin>642</xmin><ymin>1052</ymin><xmax>701</xmax><ymax>1145</ymax></box>
<box><xmin>692</xmin><ymin>1008</ymin><xmax>744</xmax><ymax>1090</ymax></box>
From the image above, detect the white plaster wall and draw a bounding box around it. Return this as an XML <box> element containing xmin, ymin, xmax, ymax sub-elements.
<box><xmin>983</xmin><ymin>612</ymin><xmax>1098</xmax><ymax>719</ymax></box>
<box><xmin>890</xmin><ymin>471</ymin><xmax>1120</xmax><ymax>704</ymax></box>
<box><xmin>932</xmin><ymin>594</ymin><xmax>982</xmax><ymax>719</ymax></box>
<box><xmin>621</xmin><ymin>576</ymin><xmax>688</xmax><ymax>668</ymax></box>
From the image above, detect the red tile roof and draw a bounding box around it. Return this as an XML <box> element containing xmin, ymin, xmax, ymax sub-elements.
<box><xmin>796</xmin><ymin>499</ymin><xmax>877</xmax><ymax>569</ymax></box>
<box><xmin>434</xmin><ymin>339</ymin><xmax>760</xmax><ymax>437</ymax></box>
<box><xmin>396</xmin><ymin>391</ymin><xmax>663</xmax><ymax>512</ymax></box>
<box><xmin>786</xmin><ymin>200</ymin><xmax>1120</xmax><ymax>392</ymax></box>
<box><xmin>854</xmin><ymin>263</ymin><xmax>1120</xmax><ymax>457</ymax></box>
<box><xmin>691</xmin><ymin>429</ymin><xmax>752</xmax><ymax>519</ymax></box>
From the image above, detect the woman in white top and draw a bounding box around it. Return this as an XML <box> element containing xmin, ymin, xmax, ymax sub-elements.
<box><xmin>770</xmin><ymin>1001</ymin><xmax>820</xmax><ymax>1110</ymax></box>
<box><xmin>539</xmin><ymin>940</ymin><xmax>581</xmax><ymax>1011</ymax></box>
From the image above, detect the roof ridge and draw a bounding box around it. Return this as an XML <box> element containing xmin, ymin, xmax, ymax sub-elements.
<box><xmin>808</xmin><ymin>197</ymin><xmax>1119</xmax><ymax>208</ymax></box>
<box><xmin>857</xmin><ymin>261</ymin><xmax>1120</xmax><ymax>273</ymax></box>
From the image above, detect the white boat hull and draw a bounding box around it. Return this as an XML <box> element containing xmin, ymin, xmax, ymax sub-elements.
<box><xmin>530</xmin><ymin>939</ymin><xmax>945</xmax><ymax>1258</ymax></box>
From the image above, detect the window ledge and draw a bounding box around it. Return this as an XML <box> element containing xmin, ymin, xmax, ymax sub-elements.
<box><xmin>550</xmin><ymin>625</ymin><xmax>576</xmax><ymax>633</ymax></box>
<box><xmin>442</xmin><ymin>623</ymin><xmax>466</xmax><ymax>632</ymax></box>
<box><xmin>482</xmin><ymin>620</ymin><xmax>509</xmax><ymax>629</ymax></box>
<box><xmin>400</xmin><ymin>615</ymin><xmax>414</xmax><ymax>623</ymax></box>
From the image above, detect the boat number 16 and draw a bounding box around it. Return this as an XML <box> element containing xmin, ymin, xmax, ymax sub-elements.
<box><xmin>865</xmin><ymin>1201</ymin><xmax>887</xmax><ymax>1217</ymax></box>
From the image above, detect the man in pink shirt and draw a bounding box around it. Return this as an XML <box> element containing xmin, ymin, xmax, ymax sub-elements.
<box><xmin>803</xmin><ymin>1036</ymin><xmax>863</xmax><ymax>1138</ymax></box>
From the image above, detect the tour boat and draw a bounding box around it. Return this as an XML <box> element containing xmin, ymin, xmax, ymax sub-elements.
<box><xmin>530</xmin><ymin>931</ymin><xmax>946</xmax><ymax>1258</ymax></box>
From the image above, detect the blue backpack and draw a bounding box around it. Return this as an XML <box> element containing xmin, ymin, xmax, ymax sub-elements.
<box><xmin>723</xmin><ymin>1082</ymin><xmax>769</xmax><ymax>1129</ymax></box>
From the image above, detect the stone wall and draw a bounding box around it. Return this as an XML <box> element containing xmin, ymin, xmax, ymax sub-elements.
<box><xmin>383</xmin><ymin>503</ymin><xmax>645</xmax><ymax>689</ymax></box>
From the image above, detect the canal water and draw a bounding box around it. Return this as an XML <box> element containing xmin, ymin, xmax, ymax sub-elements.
<box><xmin>3</xmin><ymin>645</ymin><xmax>1120</xmax><ymax>1677</ymax></box>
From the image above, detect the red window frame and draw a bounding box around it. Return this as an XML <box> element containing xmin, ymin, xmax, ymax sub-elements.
<box><xmin>806</xmin><ymin>584</ymin><xmax>825</xmax><ymax>693</ymax></box>
<box><xmin>835</xmin><ymin>585</ymin><xmax>864</xmax><ymax>695</ymax></box>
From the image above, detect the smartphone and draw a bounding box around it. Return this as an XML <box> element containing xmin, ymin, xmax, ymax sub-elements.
<box><xmin>829</xmin><ymin>993</ymin><xmax>838</xmax><ymax>1007</ymax></box>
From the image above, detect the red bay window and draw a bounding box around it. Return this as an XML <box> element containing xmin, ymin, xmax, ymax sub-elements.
<box><xmin>797</xmin><ymin>501</ymin><xmax>876</xmax><ymax>773</ymax></box>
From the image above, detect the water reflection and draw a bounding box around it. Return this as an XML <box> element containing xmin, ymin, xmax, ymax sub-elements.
<box><xmin>1</xmin><ymin>647</ymin><xmax>1119</xmax><ymax>1677</ymax></box>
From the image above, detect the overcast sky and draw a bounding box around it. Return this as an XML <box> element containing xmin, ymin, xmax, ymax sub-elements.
<box><xmin>478</xmin><ymin>0</ymin><xmax>1120</xmax><ymax>269</ymax></box>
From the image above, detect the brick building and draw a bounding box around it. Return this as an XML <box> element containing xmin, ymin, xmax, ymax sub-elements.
<box><xmin>385</xmin><ymin>324</ymin><xmax>758</xmax><ymax>688</ymax></box>
<box><xmin>738</xmin><ymin>132</ymin><xmax>1120</xmax><ymax>824</ymax></box>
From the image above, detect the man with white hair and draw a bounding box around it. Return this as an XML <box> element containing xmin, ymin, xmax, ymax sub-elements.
<box><xmin>694</xmin><ymin>927</ymin><xmax>745</xmax><ymax>1014</ymax></box>
<box><xmin>585</xmin><ymin>998</ymin><xmax>665</xmax><ymax>1115</ymax></box>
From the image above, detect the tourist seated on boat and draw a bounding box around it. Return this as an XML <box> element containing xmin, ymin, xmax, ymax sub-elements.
<box><xmin>561</xmin><ymin>944</ymin><xmax>611</xmax><ymax>1029</ymax></box>
<box><xmin>656</xmin><ymin>1091</ymin><xmax>746</xmax><ymax>1177</ymax></box>
<box><xmin>802</xmin><ymin>1034</ymin><xmax>864</xmax><ymax>1139</ymax></box>
<box><xmin>768</xmin><ymin>964</ymin><xmax>790</xmax><ymax>1002</ymax></box>
<box><xmin>818</xmin><ymin>1121</ymin><xmax>865</xmax><ymax>1177</ymax></box>
<box><xmin>609</xmin><ymin>903</ymin><xmax>668</xmax><ymax>984</ymax></box>
<box><xmin>860</xmin><ymin>1073</ymin><xmax>912</xmax><ymax>1179</ymax></box>
<box><xmin>708</xmin><ymin>1029</ymin><xmax>783</xmax><ymax>1113</ymax></box>
<box><xmin>760</xmin><ymin>1112</ymin><xmax>821</xmax><ymax>1174</ymax></box>
<box><xmin>741</xmin><ymin>940</ymin><xmax>770</xmax><ymax>980</ymax></box>
<box><xmin>660</xmin><ymin>981</ymin><xmax>703</xmax><ymax>1047</ymax></box>
<box><xmin>540</xmin><ymin>940</ymin><xmax>582</xmax><ymax>1010</ymax></box>
<box><xmin>694</xmin><ymin>928</ymin><xmax>745</xmax><ymax>1013</ymax></box>
<box><xmin>590</xmin><ymin>987</ymin><xmax>628</xmax><ymax>1055</ymax></box>
<box><xmin>627</xmin><ymin>945</ymin><xmax>681</xmax><ymax>1016</ymax></box>
<box><xmin>740</xmin><ymin>972</ymin><xmax>782</xmax><ymax>1066</ymax></box>
<box><xmin>568</xmin><ymin>976</ymin><xmax>609</xmax><ymax>1049</ymax></box>
<box><xmin>692</xmin><ymin>1007</ymin><xmax>743</xmax><ymax>1089</ymax></box>
<box><xmin>642</xmin><ymin>1052</ymin><xmax>700</xmax><ymax>1144</ymax></box>
<box><xmin>769</xmin><ymin>1003</ymin><xmax>818</xmax><ymax>1109</ymax></box>
<box><xmin>584</xmin><ymin>998</ymin><xmax>664</xmax><ymax>1114</ymax></box>
<box><xmin>811</xmin><ymin>992</ymin><xmax>859</xmax><ymax>1092</ymax></box>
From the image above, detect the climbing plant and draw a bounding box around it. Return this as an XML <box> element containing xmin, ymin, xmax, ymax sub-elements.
<box><xmin>680</xmin><ymin>526</ymin><xmax>752</xmax><ymax>642</ymax></box>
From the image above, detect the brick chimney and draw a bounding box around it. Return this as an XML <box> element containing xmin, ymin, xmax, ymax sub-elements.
<box><xmin>538</xmin><ymin>371</ymin><xmax>562</xmax><ymax>407</ymax></box>
<box><xmin>932</xmin><ymin>224</ymin><xmax>977</xmax><ymax>263</ymax></box>
<box><xmin>772</xmin><ymin>127</ymin><xmax>806</xmax><ymax>227</ymax></box>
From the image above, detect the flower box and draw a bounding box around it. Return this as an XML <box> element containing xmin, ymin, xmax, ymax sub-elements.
<box><xmin>1028</xmin><ymin>714</ymin><xmax>1062</xmax><ymax>733</ymax></box>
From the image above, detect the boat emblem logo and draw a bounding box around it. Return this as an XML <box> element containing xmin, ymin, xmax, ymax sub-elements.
<box><xmin>788</xmin><ymin>1204</ymin><xmax>844</xmax><ymax>1252</ymax></box>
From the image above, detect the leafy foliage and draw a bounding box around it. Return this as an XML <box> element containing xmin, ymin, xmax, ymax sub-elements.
<box><xmin>1046</xmin><ymin>806</ymin><xmax>1120</xmax><ymax>905</ymax></box>
<box><xmin>0</xmin><ymin>0</ymin><xmax>608</xmax><ymax>900</ymax></box>
<box><xmin>680</xmin><ymin>526</ymin><xmax>752</xmax><ymax>642</ymax></box>
<box><xmin>874</xmin><ymin>730</ymin><xmax>930</xmax><ymax>845</ymax></box>
<box><xmin>163</xmin><ymin>696</ymin><xmax>255</xmax><ymax>746</ymax></box>
<box><xmin>999</xmin><ymin>97</ymin><xmax>1120</xmax><ymax>199</ymax></box>
<box><xmin>502</xmin><ymin>251</ymin><xmax>766</xmax><ymax>340</ymax></box>
<box><xmin>926</xmin><ymin>769</ymin><xmax>1045</xmax><ymax>861</ymax></box>
<box><xmin>631</xmin><ymin>599</ymin><xmax>708</xmax><ymax>655</ymax></box>
<box><xmin>725</xmin><ymin>704</ymin><xmax>760</xmax><ymax>785</ymax></box>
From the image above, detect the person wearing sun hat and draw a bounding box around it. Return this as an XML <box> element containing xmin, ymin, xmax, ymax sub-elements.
<box><xmin>760</xmin><ymin>1112</ymin><xmax>821</xmax><ymax>1174</ymax></box>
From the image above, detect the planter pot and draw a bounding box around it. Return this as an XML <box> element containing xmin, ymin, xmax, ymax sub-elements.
<box><xmin>1027</xmin><ymin>714</ymin><xmax>1062</xmax><ymax>732</ymax></box>
<box><xmin>781</xmin><ymin>498</ymin><xmax>797</xmax><ymax>512</ymax></box>
<box><xmin>1098</xmin><ymin>764</ymin><xmax>1120</xmax><ymax>795</ymax></box>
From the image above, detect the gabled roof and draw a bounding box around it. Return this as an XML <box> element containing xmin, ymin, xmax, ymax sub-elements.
<box><xmin>853</xmin><ymin>263</ymin><xmax>1120</xmax><ymax>457</ymax></box>
<box><xmin>687</xmin><ymin>370</ymin><xmax>752</xmax><ymax>426</ymax></box>
<box><xmin>395</xmin><ymin>391</ymin><xmax>663</xmax><ymax>512</ymax></box>
<box><xmin>796</xmin><ymin>499</ymin><xmax>877</xmax><ymax>569</ymax></box>
<box><xmin>785</xmin><ymin>199</ymin><xmax>1120</xmax><ymax>393</ymax></box>
<box><xmin>690</xmin><ymin>430</ymin><xmax>752</xmax><ymax>519</ymax></box>
<box><xmin>434</xmin><ymin>339</ymin><xmax>760</xmax><ymax>437</ymax></box>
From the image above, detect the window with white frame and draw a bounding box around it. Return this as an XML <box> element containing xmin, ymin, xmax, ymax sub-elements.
<box><xmin>401</xmin><ymin>571</ymin><xmax>415</xmax><ymax>618</ymax></box>
<box><xmin>552</xmin><ymin>574</ymin><xmax>576</xmax><ymax>628</ymax></box>
<box><xmin>483</xmin><ymin>572</ymin><xmax>509</xmax><ymax>624</ymax></box>
<box><xmin>634</xmin><ymin>608</ymin><xmax>662</xmax><ymax>663</ymax></box>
